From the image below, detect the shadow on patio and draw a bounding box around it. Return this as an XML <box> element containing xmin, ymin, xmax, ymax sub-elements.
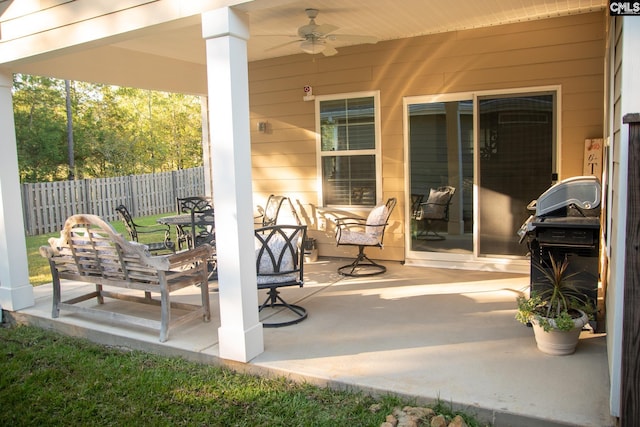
<box><xmin>10</xmin><ymin>258</ymin><xmax>613</xmax><ymax>427</ymax></box>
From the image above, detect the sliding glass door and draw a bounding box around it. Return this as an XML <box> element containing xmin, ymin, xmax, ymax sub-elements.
<box><xmin>405</xmin><ymin>90</ymin><xmax>556</xmax><ymax>265</ymax></box>
<box><xmin>477</xmin><ymin>93</ymin><xmax>555</xmax><ymax>257</ymax></box>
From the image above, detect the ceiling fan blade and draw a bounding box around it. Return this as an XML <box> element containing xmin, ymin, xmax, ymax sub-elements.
<box><xmin>255</xmin><ymin>34</ymin><xmax>299</xmax><ymax>38</ymax></box>
<box><xmin>265</xmin><ymin>39</ymin><xmax>302</xmax><ymax>52</ymax></box>
<box><xmin>314</xmin><ymin>23</ymin><xmax>339</xmax><ymax>35</ymax></box>
<box><xmin>327</xmin><ymin>34</ymin><xmax>378</xmax><ymax>44</ymax></box>
<box><xmin>322</xmin><ymin>44</ymin><xmax>338</xmax><ymax>56</ymax></box>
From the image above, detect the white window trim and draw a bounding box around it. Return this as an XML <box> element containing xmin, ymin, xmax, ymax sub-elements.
<box><xmin>315</xmin><ymin>90</ymin><xmax>382</xmax><ymax>208</ymax></box>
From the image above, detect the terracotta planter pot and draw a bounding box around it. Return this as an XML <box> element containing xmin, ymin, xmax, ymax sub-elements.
<box><xmin>530</xmin><ymin>310</ymin><xmax>589</xmax><ymax>355</ymax></box>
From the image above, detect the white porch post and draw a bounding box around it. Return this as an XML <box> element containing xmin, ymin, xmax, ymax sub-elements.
<box><xmin>0</xmin><ymin>68</ymin><xmax>34</xmax><ymax>311</ymax></box>
<box><xmin>201</xmin><ymin>8</ymin><xmax>263</xmax><ymax>362</ymax></box>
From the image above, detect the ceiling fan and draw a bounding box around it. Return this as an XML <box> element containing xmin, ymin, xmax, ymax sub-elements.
<box><xmin>265</xmin><ymin>9</ymin><xmax>378</xmax><ymax>56</ymax></box>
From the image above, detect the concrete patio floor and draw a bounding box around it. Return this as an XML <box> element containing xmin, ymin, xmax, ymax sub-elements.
<box><xmin>8</xmin><ymin>258</ymin><xmax>614</xmax><ymax>427</ymax></box>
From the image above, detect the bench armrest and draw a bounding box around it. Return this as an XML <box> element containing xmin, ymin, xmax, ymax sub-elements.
<box><xmin>165</xmin><ymin>244</ymin><xmax>214</xmax><ymax>270</ymax></box>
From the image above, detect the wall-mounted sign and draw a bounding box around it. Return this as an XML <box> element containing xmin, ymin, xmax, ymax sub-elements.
<box><xmin>583</xmin><ymin>138</ymin><xmax>603</xmax><ymax>178</ymax></box>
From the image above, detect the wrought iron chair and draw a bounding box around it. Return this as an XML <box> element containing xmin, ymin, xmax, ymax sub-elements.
<box><xmin>189</xmin><ymin>207</ymin><xmax>215</xmax><ymax>248</ymax></box>
<box><xmin>257</xmin><ymin>194</ymin><xmax>300</xmax><ymax>227</ymax></box>
<box><xmin>189</xmin><ymin>206</ymin><xmax>216</xmax><ymax>280</ymax></box>
<box><xmin>335</xmin><ymin>198</ymin><xmax>397</xmax><ymax>276</ymax></box>
<box><xmin>255</xmin><ymin>224</ymin><xmax>307</xmax><ymax>327</ymax></box>
<box><xmin>410</xmin><ymin>193</ymin><xmax>424</xmax><ymax>238</ymax></box>
<box><xmin>415</xmin><ymin>186</ymin><xmax>456</xmax><ymax>240</ymax></box>
<box><xmin>115</xmin><ymin>204</ymin><xmax>175</xmax><ymax>254</ymax></box>
<box><xmin>175</xmin><ymin>196</ymin><xmax>213</xmax><ymax>250</ymax></box>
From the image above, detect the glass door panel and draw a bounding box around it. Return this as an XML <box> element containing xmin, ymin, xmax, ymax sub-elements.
<box><xmin>477</xmin><ymin>93</ymin><xmax>555</xmax><ymax>257</ymax></box>
<box><xmin>408</xmin><ymin>100</ymin><xmax>473</xmax><ymax>254</ymax></box>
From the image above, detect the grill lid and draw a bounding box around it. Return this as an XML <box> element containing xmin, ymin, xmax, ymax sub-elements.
<box><xmin>528</xmin><ymin>176</ymin><xmax>601</xmax><ymax>217</ymax></box>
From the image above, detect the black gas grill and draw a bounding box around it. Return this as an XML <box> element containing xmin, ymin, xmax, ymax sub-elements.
<box><xmin>519</xmin><ymin>176</ymin><xmax>601</xmax><ymax>320</ymax></box>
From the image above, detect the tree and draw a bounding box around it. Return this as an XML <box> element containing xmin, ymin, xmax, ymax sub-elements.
<box><xmin>13</xmin><ymin>75</ymin><xmax>68</xmax><ymax>182</ymax></box>
<box><xmin>12</xmin><ymin>74</ymin><xmax>204</xmax><ymax>182</ymax></box>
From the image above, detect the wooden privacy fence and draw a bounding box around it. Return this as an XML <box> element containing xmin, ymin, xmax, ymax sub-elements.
<box><xmin>21</xmin><ymin>167</ymin><xmax>205</xmax><ymax>236</ymax></box>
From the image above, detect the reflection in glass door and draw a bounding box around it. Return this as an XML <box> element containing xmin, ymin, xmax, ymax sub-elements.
<box><xmin>408</xmin><ymin>100</ymin><xmax>474</xmax><ymax>254</ymax></box>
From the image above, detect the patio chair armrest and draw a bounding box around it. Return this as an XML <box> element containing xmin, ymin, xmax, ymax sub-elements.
<box><xmin>335</xmin><ymin>216</ymin><xmax>366</xmax><ymax>226</ymax></box>
<box><xmin>417</xmin><ymin>201</ymin><xmax>449</xmax><ymax>221</ymax></box>
<box><xmin>335</xmin><ymin>217</ymin><xmax>367</xmax><ymax>235</ymax></box>
<box><xmin>133</xmin><ymin>223</ymin><xmax>172</xmax><ymax>234</ymax></box>
<box><xmin>419</xmin><ymin>201</ymin><xmax>448</xmax><ymax>208</ymax></box>
<box><xmin>363</xmin><ymin>221</ymin><xmax>388</xmax><ymax>228</ymax></box>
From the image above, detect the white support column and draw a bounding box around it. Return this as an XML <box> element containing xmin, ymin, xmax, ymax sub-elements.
<box><xmin>201</xmin><ymin>8</ymin><xmax>263</xmax><ymax>362</ymax></box>
<box><xmin>0</xmin><ymin>68</ymin><xmax>34</xmax><ymax>311</ymax></box>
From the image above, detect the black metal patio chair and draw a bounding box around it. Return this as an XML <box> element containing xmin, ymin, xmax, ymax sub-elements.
<box><xmin>256</xmin><ymin>194</ymin><xmax>300</xmax><ymax>227</ymax></box>
<box><xmin>255</xmin><ymin>224</ymin><xmax>307</xmax><ymax>327</ymax></box>
<box><xmin>115</xmin><ymin>204</ymin><xmax>175</xmax><ymax>254</ymax></box>
<box><xmin>410</xmin><ymin>193</ymin><xmax>424</xmax><ymax>238</ymax></box>
<box><xmin>335</xmin><ymin>197</ymin><xmax>396</xmax><ymax>277</ymax></box>
<box><xmin>175</xmin><ymin>196</ymin><xmax>213</xmax><ymax>249</ymax></box>
<box><xmin>415</xmin><ymin>186</ymin><xmax>455</xmax><ymax>240</ymax></box>
<box><xmin>189</xmin><ymin>206</ymin><xmax>217</xmax><ymax>279</ymax></box>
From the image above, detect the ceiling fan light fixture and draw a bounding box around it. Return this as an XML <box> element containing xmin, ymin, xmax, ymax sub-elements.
<box><xmin>300</xmin><ymin>39</ymin><xmax>326</xmax><ymax>54</ymax></box>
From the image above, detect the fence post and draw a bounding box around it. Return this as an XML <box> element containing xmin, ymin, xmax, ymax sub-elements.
<box><xmin>82</xmin><ymin>178</ymin><xmax>90</xmax><ymax>217</ymax></box>
<box><xmin>21</xmin><ymin>183</ymin><xmax>31</xmax><ymax>235</ymax></box>
<box><xmin>172</xmin><ymin>170</ymin><xmax>178</xmax><ymax>203</ymax></box>
<box><xmin>127</xmin><ymin>174</ymin><xmax>136</xmax><ymax>217</ymax></box>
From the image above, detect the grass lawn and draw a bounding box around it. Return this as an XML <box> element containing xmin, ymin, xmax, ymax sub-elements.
<box><xmin>0</xmin><ymin>325</ymin><xmax>488</xmax><ymax>426</ymax></box>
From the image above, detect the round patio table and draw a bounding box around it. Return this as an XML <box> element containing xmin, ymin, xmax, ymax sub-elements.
<box><xmin>157</xmin><ymin>213</ymin><xmax>213</xmax><ymax>227</ymax></box>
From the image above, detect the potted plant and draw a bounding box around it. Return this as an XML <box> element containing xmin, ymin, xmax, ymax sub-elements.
<box><xmin>516</xmin><ymin>254</ymin><xmax>593</xmax><ymax>355</ymax></box>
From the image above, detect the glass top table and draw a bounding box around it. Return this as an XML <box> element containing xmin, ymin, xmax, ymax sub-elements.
<box><xmin>157</xmin><ymin>213</ymin><xmax>214</xmax><ymax>227</ymax></box>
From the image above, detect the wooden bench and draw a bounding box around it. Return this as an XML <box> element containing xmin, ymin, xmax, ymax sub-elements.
<box><xmin>39</xmin><ymin>214</ymin><xmax>214</xmax><ymax>342</ymax></box>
